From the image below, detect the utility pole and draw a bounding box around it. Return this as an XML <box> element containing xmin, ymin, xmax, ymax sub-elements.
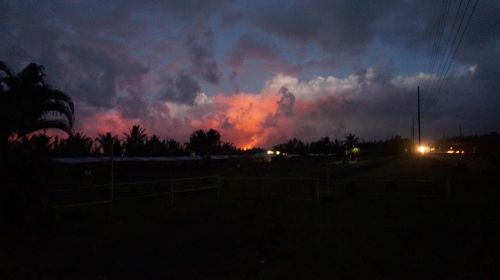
<box><xmin>417</xmin><ymin>86</ymin><xmax>421</xmax><ymax>146</ymax></box>
<box><xmin>411</xmin><ymin>119</ymin><xmax>415</xmax><ymax>146</ymax></box>
<box><xmin>110</xmin><ymin>139</ymin><xmax>115</xmax><ymax>202</ymax></box>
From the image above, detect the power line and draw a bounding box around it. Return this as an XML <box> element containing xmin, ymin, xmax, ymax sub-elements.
<box><xmin>431</xmin><ymin>0</ymin><xmax>466</xmax><ymax>92</ymax></box>
<box><xmin>434</xmin><ymin>0</ymin><xmax>479</xmax><ymax>95</ymax></box>
<box><xmin>430</xmin><ymin>0</ymin><xmax>472</xmax><ymax>95</ymax></box>
<box><xmin>428</xmin><ymin>0</ymin><xmax>452</xmax><ymax>80</ymax></box>
<box><xmin>424</xmin><ymin>0</ymin><xmax>450</xmax><ymax>91</ymax></box>
<box><xmin>420</xmin><ymin>0</ymin><xmax>451</xmax><ymax>112</ymax></box>
<box><xmin>420</xmin><ymin>0</ymin><xmax>479</xmax><ymax>118</ymax></box>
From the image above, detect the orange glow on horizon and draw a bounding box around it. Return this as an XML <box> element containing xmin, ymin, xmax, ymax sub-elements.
<box><xmin>78</xmin><ymin>111</ymin><xmax>138</xmax><ymax>138</ymax></box>
<box><xmin>73</xmin><ymin>87</ymin><xmax>318</xmax><ymax>148</ymax></box>
<box><xmin>203</xmin><ymin>91</ymin><xmax>281</xmax><ymax>148</ymax></box>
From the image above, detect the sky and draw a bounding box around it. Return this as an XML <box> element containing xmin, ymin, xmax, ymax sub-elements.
<box><xmin>1</xmin><ymin>0</ymin><xmax>499</xmax><ymax>148</ymax></box>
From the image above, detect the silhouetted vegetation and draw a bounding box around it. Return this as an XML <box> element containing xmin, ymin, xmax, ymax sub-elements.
<box><xmin>186</xmin><ymin>129</ymin><xmax>221</xmax><ymax>156</ymax></box>
<box><xmin>1</xmin><ymin>61</ymin><xmax>75</xmax><ymax>229</ymax></box>
<box><xmin>96</xmin><ymin>132</ymin><xmax>121</xmax><ymax>156</ymax></box>
<box><xmin>0</xmin><ymin>61</ymin><xmax>74</xmax><ymax>147</ymax></box>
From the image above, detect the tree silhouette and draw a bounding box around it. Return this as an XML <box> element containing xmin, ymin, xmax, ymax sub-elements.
<box><xmin>310</xmin><ymin>136</ymin><xmax>332</xmax><ymax>154</ymax></box>
<box><xmin>6</xmin><ymin>134</ymin><xmax>53</xmax><ymax>160</ymax></box>
<box><xmin>206</xmin><ymin>129</ymin><xmax>221</xmax><ymax>153</ymax></box>
<box><xmin>145</xmin><ymin>135</ymin><xmax>165</xmax><ymax>156</ymax></box>
<box><xmin>345</xmin><ymin>133</ymin><xmax>359</xmax><ymax>149</ymax></box>
<box><xmin>123</xmin><ymin>125</ymin><xmax>148</xmax><ymax>156</ymax></box>
<box><xmin>220</xmin><ymin>141</ymin><xmax>237</xmax><ymax>155</ymax></box>
<box><xmin>187</xmin><ymin>129</ymin><xmax>221</xmax><ymax>156</ymax></box>
<box><xmin>58</xmin><ymin>132</ymin><xmax>93</xmax><ymax>156</ymax></box>
<box><xmin>24</xmin><ymin>134</ymin><xmax>53</xmax><ymax>157</ymax></box>
<box><xmin>165</xmin><ymin>138</ymin><xmax>185</xmax><ymax>155</ymax></box>
<box><xmin>276</xmin><ymin>138</ymin><xmax>307</xmax><ymax>155</ymax></box>
<box><xmin>0</xmin><ymin>61</ymin><xmax>74</xmax><ymax>144</ymax></box>
<box><xmin>96</xmin><ymin>132</ymin><xmax>121</xmax><ymax>156</ymax></box>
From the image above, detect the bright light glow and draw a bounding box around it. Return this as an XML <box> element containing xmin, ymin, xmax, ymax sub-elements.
<box><xmin>447</xmin><ymin>150</ymin><xmax>454</xmax><ymax>154</ymax></box>
<box><xmin>461</xmin><ymin>151</ymin><xmax>465</xmax><ymax>154</ymax></box>
<box><xmin>417</xmin><ymin>145</ymin><xmax>430</xmax><ymax>155</ymax></box>
<box><xmin>267</xmin><ymin>150</ymin><xmax>274</xmax><ymax>155</ymax></box>
<box><xmin>276</xmin><ymin>151</ymin><xmax>281</xmax><ymax>155</ymax></box>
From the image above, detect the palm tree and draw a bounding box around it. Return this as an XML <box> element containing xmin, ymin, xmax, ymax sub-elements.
<box><xmin>0</xmin><ymin>61</ymin><xmax>74</xmax><ymax>143</ymax></box>
<box><xmin>344</xmin><ymin>133</ymin><xmax>359</xmax><ymax>161</ymax></box>
<box><xmin>145</xmin><ymin>135</ymin><xmax>165</xmax><ymax>156</ymax></box>
<box><xmin>345</xmin><ymin>133</ymin><xmax>359</xmax><ymax>149</ymax></box>
<box><xmin>96</xmin><ymin>132</ymin><xmax>121</xmax><ymax>156</ymax></box>
<box><xmin>26</xmin><ymin>134</ymin><xmax>53</xmax><ymax>157</ymax></box>
<box><xmin>187</xmin><ymin>129</ymin><xmax>221</xmax><ymax>156</ymax></box>
<box><xmin>123</xmin><ymin>125</ymin><xmax>148</xmax><ymax>156</ymax></box>
<box><xmin>59</xmin><ymin>132</ymin><xmax>93</xmax><ymax>156</ymax></box>
<box><xmin>165</xmin><ymin>138</ymin><xmax>184</xmax><ymax>155</ymax></box>
<box><xmin>8</xmin><ymin>134</ymin><xmax>53</xmax><ymax>160</ymax></box>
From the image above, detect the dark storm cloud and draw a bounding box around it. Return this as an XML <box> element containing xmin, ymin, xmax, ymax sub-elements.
<box><xmin>59</xmin><ymin>45</ymin><xmax>149</xmax><ymax>108</ymax></box>
<box><xmin>162</xmin><ymin>72</ymin><xmax>202</xmax><ymax>105</ymax></box>
<box><xmin>245</xmin><ymin>0</ymin><xmax>400</xmax><ymax>55</ymax></box>
<box><xmin>227</xmin><ymin>32</ymin><xmax>279</xmax><ymax>79</ymax></box>
<box><xmin>185</xmin><ymin>28</ymin><xmax>222</xmax><ymax>85</ymax></box>
<box><xmin>116</xmin><ymin>95</ymin><xmax>149</xmax><ymax>119</ymax></box>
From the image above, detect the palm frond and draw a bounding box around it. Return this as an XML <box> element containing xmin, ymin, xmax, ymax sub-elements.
<box><xmin>0</xmin><ymin>61</ymin><xmax>13</xmax><ymax>77</ymax></box>
<box><xmin>22</xmin><ymin>119</ymin><xmax>72</xmax><ymax>136</ymax></box>
<box><xmin>38</xmin><ymin>100</ymin><xmax>74</xmax><ymax>128</ymax></box>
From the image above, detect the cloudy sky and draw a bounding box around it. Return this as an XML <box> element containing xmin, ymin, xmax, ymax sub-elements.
<box><xmin>1</xmin><ymin>0</ymin><xmax>499</xmax><ymax>147</ymax></box>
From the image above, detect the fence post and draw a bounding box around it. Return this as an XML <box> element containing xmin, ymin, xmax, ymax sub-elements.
<box><xmin>110</xmin><ymin>140</ymin><xmax>115</xmax><ymax>202</ymax></box>
<box><xmin>316</xmin><ymin>178</ymin><xmax>320</xmax><ymax>201</ymax></box>
<box><xmin>446</xmin><ymin>180</ymin><xmax>451</xmax><ymax>201</ymax></box>
<box><xmin>216</xmin><ymin>175</ymin><xmax>220</xmax><ymax>198</ymax></box>
<box><xmin>109</xmin><ymin>145</ymin><xmax>115</xmax><ymax>220</ymax></box>
<box><xmin>170</xmin><ymin>179</ymin><xmax>175</xmax><ymax>205</ymax></box>
<box><xmin>326</xmin><ymin>162</ymin><xmax>330</xmax><ymax>193</ymax></box>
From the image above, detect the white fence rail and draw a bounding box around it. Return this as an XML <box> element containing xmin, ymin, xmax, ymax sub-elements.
<box><xmin>50</xmin><ymin>176</ymin><xmax>450</xmax><ymax>208</ymax></box>
<box><xmin>50</xmin><ymin>175</ymin><xmax>220</xmax><ymax>208</ymax></box>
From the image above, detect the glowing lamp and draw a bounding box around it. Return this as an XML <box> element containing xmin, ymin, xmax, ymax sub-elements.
<box><xmin>267</xmin><ymin>150</ymin><xmax>274</xmax><ymax>155</ymax></box>
<box><xmin>417</xmin><ymin>145</ymin><xmax>429</xmax><ymax>155</ymax></box>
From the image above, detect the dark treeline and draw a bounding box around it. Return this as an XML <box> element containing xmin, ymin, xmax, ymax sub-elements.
<box><xmin>3</xmin><ymin>126</ymin><xmax>243</xmax><ymax>158</ymax></box>
<box><xmin>6</xmin><ymin>129</ymin><xmax>500</xmax><ymax>160</ymax></box>
<box><xmin>436</xmin><ymin>132</ymin><xmax>500</xmax><ymax>154</ymax></box>
<box><xmin>273</xmin><ymin>134</ymin><xmax>412</xmax><ymax>157</ymax></box>
<box><xmin>4</xmin><ymin>130</ymin><xmax>414</xmax><ymax>159</ymax></box>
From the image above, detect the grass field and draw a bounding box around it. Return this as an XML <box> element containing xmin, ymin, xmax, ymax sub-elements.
<box><xmin>1</xmin><ymin>155</ymin><xmax>499</xmax><ymax>279</ymax></box>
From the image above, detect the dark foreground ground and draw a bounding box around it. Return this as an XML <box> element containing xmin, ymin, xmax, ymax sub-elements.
<box><xmin>1</xmin><ymin>155</ymin><xmax>499</xmax><ymax>279</ymax></box>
